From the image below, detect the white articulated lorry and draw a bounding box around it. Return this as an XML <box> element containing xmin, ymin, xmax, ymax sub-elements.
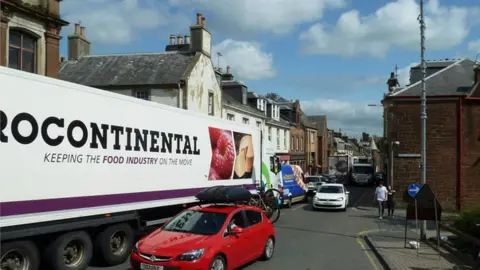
<box><xmin>0</xmin><ymin>66</ymin><xmax>279</xmax><ymax>270</ymax></box>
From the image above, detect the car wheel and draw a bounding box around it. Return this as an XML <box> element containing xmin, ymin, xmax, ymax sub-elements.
<box><xmin>261</xmin><ymin>237</ymin><xmax>275</xmax><ymax>261</ymax></box>
<box><xmin>210</xmin><ymin>255</ymin><xmax>226</xmax><ymax>270</ymax></box>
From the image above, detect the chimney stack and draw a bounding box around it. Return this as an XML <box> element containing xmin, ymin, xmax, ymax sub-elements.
<box><xmin>196</xmin><ymin>13</ymin><xmax>202</xmax><ymax>25</ymax></box>
<box><xmin>184</xmin><ymin>35</ymin><xmax>190</xmax><ymax>44</ymax></box>
<box><xmin>80</xmin><ymin>26</ymin><xmax>86</xmax><ymax>38</ymax></box>
<box><xmin>177</xmin><ymin>35</ymin><xmax>183</xmax><ymax>45</ymax></box>
<box><xmin>169</xmin><ymin>34</ymin><xmax>176</xmax><ymax>45</ymax></box>
<box><xmin>201</xmin><ymin>16</ymin><xmax>206</xmax><ymax>27</ymax></box>
<box><xmin>217</xmin><ymin>67</ymin><xmax>223</xmax><ymax>73</ymax></box>
<box><xmin>226</xmin><ymin>65</ymin><xmax>231</xmax><ymax>74</ymax></box>
<box><xmin>74</xmin><ymin>23</ymin><xmax>80</xmax><ymax>35</ymax></box>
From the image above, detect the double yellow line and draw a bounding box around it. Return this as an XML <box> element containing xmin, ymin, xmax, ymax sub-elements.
<box><xmin>356</xmin><ymin>229</ymin><xmax>381</xmax><ymax>270</ymax></box>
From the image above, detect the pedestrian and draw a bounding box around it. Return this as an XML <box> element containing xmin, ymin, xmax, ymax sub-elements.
<box><xmin>374</xmin><ymin>181</ymin><xmax>388</xmax><ymax>220</ymax></box>
<box><xmin>387</xmin><ymin>185</ymin><xmax>396</xmax><ymax>218</ymax></box>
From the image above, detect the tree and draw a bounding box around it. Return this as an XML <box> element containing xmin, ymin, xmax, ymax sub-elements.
<box><xmin>265</xmin><ymin>92</ymin><xmax>281</xmax><ymax>101</ymax></box>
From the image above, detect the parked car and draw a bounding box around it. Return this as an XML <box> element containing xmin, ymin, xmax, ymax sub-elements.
<box><xmin>305</xmin><ymin>175</ymin><xmax>327</xmax><ymax>196</ymax></box>
<box><xmin>130</xmin><ymin>204</ymin><xmax>276</xmax><ymax>270</ymax></box>
<box><xmin>312</xmin><ymin>183</ymin><xmax>350</xmax><ymax>211</ymax></box>
<box><xmin>322</xmin><ymin>174</ymin><xmax>337</xmax><ymax>183</ymax></box>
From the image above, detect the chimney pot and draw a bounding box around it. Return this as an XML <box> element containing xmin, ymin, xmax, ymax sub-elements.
<box><xmin>80</xmin><ymin>26</ymin><xmax>85</xmax><ymax>38</ymax></box>
<box><xmin>177</xmin><ymin>35</ymin><xmax>183</xmax><ymax>45</ymax></box>
<box><xmin>60</xmin><ymin>56</ymin><xmax>65</xmax><ymax>62</ymax></box>
<box><xmin>74</xmin><ymin>23</ymin><xmax>80</xmax><ymax>35</ymax></box>
<box><xmin>169</xmin><ymin>34</ymin><xmax>176</xmax><ymax>45</ymax></box>
<box><xmin>196</xmin><ymin>13</ymin><xmax>202</xmax><ymax>25</ymax></box>
<box><xmin>201</xmin><ymin>16</ymin><xmax>206</xmax><ymax>27</ymax></box>
<box><xmin>184</xmin><ymin>35</ymin><xmax>190</xmax><ymax>44</ymax></box>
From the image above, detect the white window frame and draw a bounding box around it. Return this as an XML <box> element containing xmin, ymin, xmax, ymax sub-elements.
<box><xmin>208</xmin><ymin>92</ymin><xmax>214</xmax><ymax>115</ymax></box>
<box><xmin>276</xmin><ymin>128</ymin><xmax>280</xmax><ymax>149</ymax></box>
<box><xmin>268</xmin><ymin>127</ymin><xmax>272</xmax><ymax>141</ymax></box>
<box><xmin>134</xmin><ymin>90</ymin><xmax>150</xmax><ymax>100</ymax></box>
<box><xmin>284</xmin><ymin>130</ymin><xmax>287</xmax><ymax>148</ymax></box>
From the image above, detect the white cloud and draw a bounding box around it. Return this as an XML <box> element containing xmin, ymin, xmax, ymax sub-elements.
<box><xmin>397</xmin><ymin>62</ymin><xmax>417</xmax><ymax>87</ymax></box>
<box><xmin>301</xmin><ymin>99</ymin><xmax>383</xmax><ymax>137</ymax></box>
<box><xmin>61</xmin><ymin>0</ymin><xmax>189</xmax><ymax>44</ymax></box>
<box><xmin>468</xmin><ymin>39</ymin><xmax>480</xmax><ymax>54</ymax></box>
<box><xmin>169</xmin><ymin>0</ymin><xmax>347</xmax><ymax>35</ymax></box>
<box><xmin>300</xmin><ymin>0</ymin><xmax>479</xmax><ymax>58</ymax></box>
<box><xmin>212</xmin><ymin>39</ymin><xmax>276</xmax><ymax>80</ymax></box>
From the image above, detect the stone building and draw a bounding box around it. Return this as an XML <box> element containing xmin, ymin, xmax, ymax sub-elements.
<box><xmin>0</xmin><ymin>0</ymin><xmax>69</xmax><ymax>78</ymax></box>
<box><xmin>60</xmin><ymin>13</ymin><xmax>222</xmax><ymax>117</ymax></box>
<box><xmin>307</xmin><ymin>115</ymin><xmax>328</xmax><ymax>173</ymax></box>
<box><xmin>279</xmin><ymin>99</ymin><xmax>306</xmax><ymax>171</ymax></box>
<box><xmin>384</xmin><ymin>58</ymin><xmax>480</xmax><ymax>210</ymax></box>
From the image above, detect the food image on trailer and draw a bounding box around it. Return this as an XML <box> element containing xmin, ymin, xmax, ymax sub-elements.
<box><xmin>208</xmin><ymin>127</ymin><xmax>235</xmax><ymax>180</ymax></box>
<box><xmin>232</xmin><ymin>132</ymin><xmax>254</xmax><ymax>179</ymax></box>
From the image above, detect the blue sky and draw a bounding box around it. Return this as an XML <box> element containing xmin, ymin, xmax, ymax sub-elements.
<box><xmin>59</xmin><ymin>0</ymin><xmax>480</xmax><ymax>138</ymax></box>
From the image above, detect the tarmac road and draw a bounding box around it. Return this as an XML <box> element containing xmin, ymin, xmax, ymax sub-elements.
<box><xmin>88</xmin><ymin>185</ymin><xmax>381</xmax><ymax>270</ymax></box>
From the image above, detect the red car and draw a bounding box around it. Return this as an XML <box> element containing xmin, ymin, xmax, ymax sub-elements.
<box><xmin>130</xmin><ymin>204</ymin><xmax>276</xmax><ymax>270</ymax></box>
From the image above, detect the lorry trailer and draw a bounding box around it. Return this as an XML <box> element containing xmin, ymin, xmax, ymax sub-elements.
<box><xmin>0</xmin><ymin>66</ymin><xmax>278</xmax><ymax>270</ymax></box>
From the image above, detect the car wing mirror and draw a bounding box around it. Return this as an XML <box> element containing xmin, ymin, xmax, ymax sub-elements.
<box><xmin>230</xmin><ymin>226</ymin><xmax>243</xmax><ymax>235</ymax></box>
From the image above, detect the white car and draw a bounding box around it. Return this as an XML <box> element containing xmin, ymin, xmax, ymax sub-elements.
<box><xmin>312</xmin><ymin>183</ymin><xmax>350</xmax><ymax>211</ymax></box>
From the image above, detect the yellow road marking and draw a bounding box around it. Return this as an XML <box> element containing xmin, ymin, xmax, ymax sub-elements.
<box><xmin>356</xmin><ymin>229</ymin><xmax>381</xmax><ymax>270</ymax></box>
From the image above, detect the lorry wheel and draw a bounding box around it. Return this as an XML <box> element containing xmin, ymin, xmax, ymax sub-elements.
<box><xmin>1</xmin><ymin>240</ymin><xmax>40</xmax><ymax>270</ymax></box>
<box><xmin>95</xmin><ymin>223</ymin><xmax>134</xmax><ymax>266</ymax></box>
<box><xmin>45</xmin><ymin>231</ymin><xmax>93</xmax><ymax>270</ymax></box>
<box><xmin>286</xmin><ymin>196</ymin><xmax>292</xmax><ymax>208</ymax></box>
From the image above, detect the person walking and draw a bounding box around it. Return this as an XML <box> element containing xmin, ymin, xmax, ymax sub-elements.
<box><xmin>374</xmin><ymin>181</ymin><xmax>388</xmax><ymax>220</ymax></box>
<box><xmin>387</xmin><ymin>185</ymin><xmax>396</xmax><ymax>218</ymax></box>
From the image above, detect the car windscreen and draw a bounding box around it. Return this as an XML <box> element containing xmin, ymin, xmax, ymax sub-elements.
<box><xmin>306</xmin><ymin>177</ymin><xmax>321</xmax><ymax>183</ymax></box>
<box><xmin>353</xmin><ymin>166</ymin><xmax>374</xmax><ymax>174</ymax></box>
<box><xmin>163</xmin><ymin>210</ymin><xmax>228</xmax><ymax>235</ymax></box>
<box><xmin>318</xmin><ymin>186</ymin><xmax>343</xmax><ymax>193</ymax></box>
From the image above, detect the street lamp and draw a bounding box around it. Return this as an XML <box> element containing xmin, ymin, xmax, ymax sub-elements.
<box><xmin>390</xmin><ymin>141</ymin><xmax>400</xmax><ymax>188</ymax></box>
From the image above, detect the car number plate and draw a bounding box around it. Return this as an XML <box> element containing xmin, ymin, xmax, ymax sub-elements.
<box><xmin>140</xmin><ymin>263</ymin><xmax>164</xmax><ymax>270</ymax></box>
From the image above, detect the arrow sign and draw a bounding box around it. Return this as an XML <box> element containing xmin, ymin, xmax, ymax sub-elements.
<box><xmin>408</xmin><ymin>183</ymin><xmax>421</xmax><ymax>198</ymax></box>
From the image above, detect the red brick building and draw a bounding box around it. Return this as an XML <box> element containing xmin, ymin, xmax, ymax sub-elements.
<box><xmin>384</xmin><ymin>59</ymin><xmax>480</xmax><ymax>211</ymax></box>
<box><xmin>0</xmin><ymin>0</ymin><xmax>68</xmax><ymax>78</ymax></box>
<box><xmin>307</xmin><ymin>115</ymin><xmax>329</xmax><ymax>173</ymax></box>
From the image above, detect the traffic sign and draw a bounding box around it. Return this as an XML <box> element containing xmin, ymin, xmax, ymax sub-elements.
<box><xmin>408</xmin><ymin>183</ymin><xmax>421</xmax><ymax>198</ymax></box>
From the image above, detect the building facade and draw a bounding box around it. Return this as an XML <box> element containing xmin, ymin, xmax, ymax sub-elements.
<box><xmin>247</xmin><ymin>92</ymin><xmax>291</xmax><ymax>160</ymax></box>
<box><xmin>1</xmin><ymin>0</ymin><xmax>68</xmax><ymax>78</ymax></box>
<box><xmin>384</xmin><ymin>58</ymin><xmax>480</xmax><ymax>210</ymax></box>
<box><xmin>303</xmin><ymin>118</ymin><xmax>318</xmax><ymax>175</ymax></box>
<box><xmin>279</xmin><ymin>100</ymin><xmax>306</xmax><ymax>171</ymax></box>
<box><xmin>307</xmin><ymin>115</ymin><xmax>328</xmax><ymax>173</ymax></box>
<box><xmin>60</xmin><ymin>13</ymin><xmax>222</xmax><ymax>117</ymax></box>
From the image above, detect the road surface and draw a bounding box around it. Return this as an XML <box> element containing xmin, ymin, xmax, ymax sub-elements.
<box><xmin>89</xmin><ymin>185</ymin><xmax>381</xmax><ymax>270</ymax></box>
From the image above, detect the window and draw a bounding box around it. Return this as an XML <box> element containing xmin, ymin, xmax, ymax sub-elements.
<box><xmin>256</xmin><ymin>121</ymin><xmax>262</xmax><ymax>128</ymax></box>
<box><xmin>291</xmin><ymin>137</ymin><xmax>294</xmax><ymax>150</ymax></box>
<box><xmin>296</xmin><ymin>137</ymin><xmax>299</xmax><ymax>150</ymax></box>
<box><xmin>245</xmin><ymin>210</ymin><xmax>262</xmax><ymax>226</ymax></box>
<box><xmin>257</xmin><ymin>99</ymin><xmax>265</xmax><ymax>111</ymax></box>
<box><xmin>163</xmin><ymin>210</ymin><xmax>228</xmax><ymax>236</ymax></box>
<box><xmin>135</xmin><ymin>90</ymin><xmax>150</xmax><ymax>100</ymax></box>
<box><xmin>8</xmin><ymin>30</ymin><xmax>36</xmax><ymax>73</ymax></box>
<box><xmin>276</xmin><ymin>128</ymin><xmax>280</xmax><ymax>149</ymax></box>
<box><xmin>268</xmin><ymin>127</ymin><xmax>272</xmax><ymax>141</ymax></box>
<box><xmin>208</xmin><ymin>92</ymin><xmax>214</xmax><ymax>115</ymax></box>
<box><xmin>284</xmin><ymin>130</ymin><xmax>287</xmax><ymax>148</ymax></box>
<box><xmin>310</xmin><ymin>131</ymin><xmax>315</xmax><ymax>143</ymax></box>
<box><xmin>272</xmin><ymin>106</ymin><xmax>277</xmax><ymax>119</ymax></box>
<box><xmin>242</xmin><ymin>117</ymin><xmax>249</xmax><ymax>124</ymax></box>
<box><xmin>300</xmin><ymin>137</ymin><xmax>303</xmax><ymax>150</ymax></box>
<box><xmin>227</xmin><ymin>113</ymin><xmax>235</xmax><ymax>121</ymax></box>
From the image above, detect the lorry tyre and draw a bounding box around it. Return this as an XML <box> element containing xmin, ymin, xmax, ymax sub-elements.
<box><xmin>45</xmin><ymin>231</ymin><xmax>93</xmax><ymax>270</ymax></box>
<box><xmin>286</xmin><ymin>196</ymin><xmax>292</xmax><ymax>208</ymax></box>
<box><xmin>1</xmin><ymin>240</ymin><xmax>40</xmax><ymax>270</ymax></box>
<box><xmin>95</xmin><ymin>223</ymin><xmax>134</xmax><ymax>266</ymax></box>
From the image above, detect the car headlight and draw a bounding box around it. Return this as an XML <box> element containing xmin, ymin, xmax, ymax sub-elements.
<box><xmin>314</xmin><ymin>197</ymin><xmax>320</xmax><ymax>201</ymax></box>
<box><xmin>336</xmin><ymin>197</ymin><xmax>344</xmax><ymax>201</ymax></box>
<box><xmin>132</xmin><ymin>242</ymin><xmax>139</xmax><ymax>253</ymax></box>
<box><xmin>176</xmin><ymin>248</ymin><xmax>205</xmax><ymax>261</ymax></box>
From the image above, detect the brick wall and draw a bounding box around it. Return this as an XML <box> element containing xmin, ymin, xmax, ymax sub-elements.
<box><xmin>387</xmin><ymin>99</ymin><xmax>459</xmax><ymax>211</ymax></box>
<box><xmin>461</xmin><ymin>100</ymin><xmax>480</xmax><ymax>209</ymax></box>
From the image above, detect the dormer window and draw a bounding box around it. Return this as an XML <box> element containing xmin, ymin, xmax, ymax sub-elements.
<box><xmin>272</xmin><ymin>105</ymin><xmax>279</xmax><ymax>119</ymax></box>
<box><xmin>257</xmin><ymin>99</ymin><xmax>265</xmax><ymax>111</ymax></box>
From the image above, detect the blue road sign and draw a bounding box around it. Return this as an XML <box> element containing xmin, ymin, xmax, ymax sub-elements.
<box><xmin>408</xmin><ymin>183</ymin><xmax>421</xmax><ymax>198</ymax></box>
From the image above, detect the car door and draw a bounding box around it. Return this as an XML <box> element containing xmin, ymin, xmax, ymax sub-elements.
<box><xmin>244</xmin><ymin>209</ymin><xmax>265</xmax><ymax>258</ymax></box>
<box><xmin>344</xmin><ymin>186</ymin><xmax>349</xmax><ymax>205</ymax></box>
<box><xmin>222</xmin><ymin>210</ymin><xmax>251</xmax><ymax>267</ymax></box>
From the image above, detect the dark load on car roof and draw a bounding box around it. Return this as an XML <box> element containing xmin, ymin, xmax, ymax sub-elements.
<box><xmin>195</xmin><ymin>185</ymin><xmax>252</xmax><ymax>204</ymax></box>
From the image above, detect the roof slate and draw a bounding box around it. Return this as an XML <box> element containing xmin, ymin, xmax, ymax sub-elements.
<box><xmin>222</xmin><ymin>92</ymin><xmax>266</xmax><ymax>117</ymax></box>
<box><xmin>392</xmin><ymin>59</ymin><xmax>476</xmax><ymax>96</ymax></box>
<box><xmin>307</xmin><ymin>115</ymin><xmax>327</xmax><ymax>134</ymax></box>
<box><xmin>59</xmin><ymin>53</ymin><xmax>196</xmax><ymax>87</ymax></box>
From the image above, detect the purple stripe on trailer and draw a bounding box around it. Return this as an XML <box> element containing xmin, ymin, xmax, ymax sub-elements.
<box><xmin>0</xmin><ymin>184</ymin><xmax>257</xmax><ymax>217</ymax></box>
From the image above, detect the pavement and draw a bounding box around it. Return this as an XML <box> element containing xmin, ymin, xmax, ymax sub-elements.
<box><xmin>362</xmin><ymin>208</ymin><xmax>472</xmax><ymax>270</ymax></box>
<box><xmin>87</xmin><ymin>185</ymin><xmax>385</xmax><ymax>270</ymax></box>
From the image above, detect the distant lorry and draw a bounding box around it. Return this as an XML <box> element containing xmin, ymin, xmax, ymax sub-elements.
<box><xmin>0</xmin><ymin>66</ymin><xmax>278</xmax><ymax>270</ymax></box>
<box><xmin>328</xmin><ymin>155</ymin><xmax>352</xmax><ymax>183</ymax></box>
<box><xmin>351</xmin><ymin>163</ymin><xmax>375</xmax><ymax>186</ymax></box>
